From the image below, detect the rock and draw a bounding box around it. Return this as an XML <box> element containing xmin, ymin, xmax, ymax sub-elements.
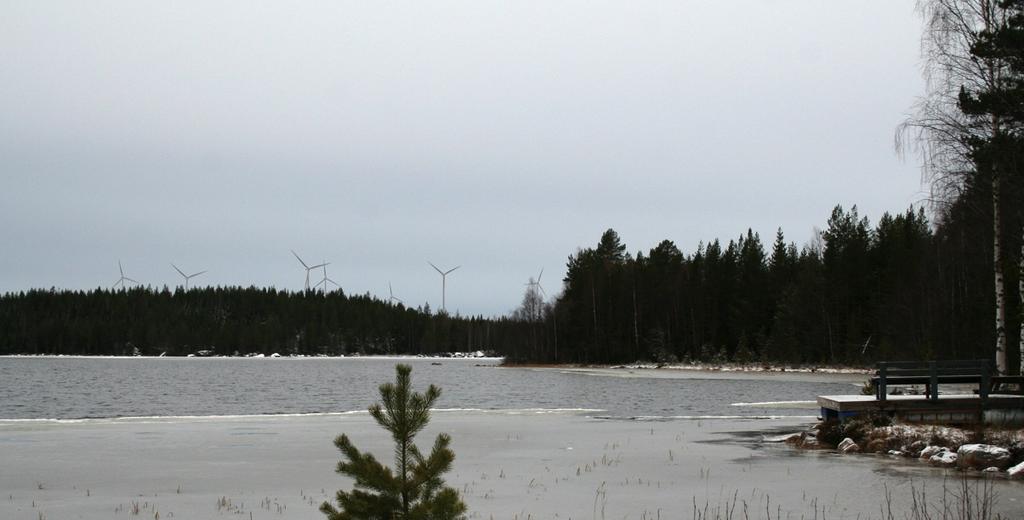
<box><xmin>982</xmin><ymin>467</ymin><xmax>1001</xmax><ymax>473</ymax></box>
<box><xmin>783</xmin><ymin>433</ymin><xmax>804</xmax><ymax>446</ymax></box>
<box><xmin>799</xmin><ymin>432</ymin><xmax>822</xmax><ymax>449</ymax></box>
<box><xmin>1007</xmin><ymin>461</ymin><xmax>1024</xmax><ymax>479</ymax></box>
<box><xmin>790</xmin><ymin>431</ymin><xmax>828</xmax><ymax>449</ymax></box>
<box><xmin>919</xmin><ymin>445</ymin><xmax>943</xmax><ymax>460</ymax></box>
<box><xmin>957</xmin><ymin>444</ymin><xmax>1012</xmax><ymax>470</ymax></box>
<box><xmin>888</xmin><ymin>450</ymin><xmax>906</xmax><ymax>457</ymax></box>
<box><xmin>866</xmin><ymin>438</ymin><xmax>887</xmax><ymax>454</ymax></box>
<box><xmin>838</xmin><ymin>438</ymin><xmax>860</xmax><ymax>454</ymax></box>
<box><xmin>929</xmin><ymin>450</ymin><xmax>958</xmax><ymax>467</ymax></box>
<box><xmin>908</xmin><ymin>440</ymin><xmax>926</xmax><ymax>457</ymax></box>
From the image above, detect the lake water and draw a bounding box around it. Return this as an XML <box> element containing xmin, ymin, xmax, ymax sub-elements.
<box><xmin>3</xmin><ymin>357</ymin><xmax>1022</xmax><ymax>519</ymax></box>
<box><xmin>0</xmin><ymin>357</ymin><xmax>856</xmax><ymax>420</ymax></box>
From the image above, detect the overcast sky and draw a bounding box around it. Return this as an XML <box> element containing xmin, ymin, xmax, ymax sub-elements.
<box><xmin>1</xmin><ymin>2</ymin><xmax>928</xmax><ymax>316</ymax></box>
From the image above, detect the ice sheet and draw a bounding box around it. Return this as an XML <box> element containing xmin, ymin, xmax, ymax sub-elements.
<box><xmin>2</xmin><ymin>412</ymin><xmax>1021</xmax><ymax>519</ymax></box>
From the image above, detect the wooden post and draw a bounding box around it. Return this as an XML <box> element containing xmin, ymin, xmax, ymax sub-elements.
<box><xmin>878</xmin><ymin>362</ymin><xmax>887</xmax><ymax>401</ymax></box>
<box><xmin>929</xmin><ymin>361</ymin><xmax>938</xmax><ymax>402</ymax></box>
<box><xmin>980</xmin><ymin>361</ymin><xmax>990</xmax><ymax>400</ymax></box>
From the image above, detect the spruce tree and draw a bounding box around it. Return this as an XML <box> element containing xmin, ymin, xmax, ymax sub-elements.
<box><xmin>321</xmin><ymin>364</ymin><xmax>467</xmax><ymax>520</ymax></box>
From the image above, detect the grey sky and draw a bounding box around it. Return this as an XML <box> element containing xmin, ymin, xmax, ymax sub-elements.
<box><xmin>1</xmin><ymin>2</ymin><xmax>926</xmax><ymax>316</ymax></box>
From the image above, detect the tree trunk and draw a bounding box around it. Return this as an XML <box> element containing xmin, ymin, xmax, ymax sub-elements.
<box><xmin>1019</xmin><ymin>226</ymin><xmax>1023</xmax><ymax>376</ymax></box>
<box><xmin>590</xmin><ymin>281</ymin><xmax>598</xmax><ymax>363</ymax></box>
<box><xmin>632</xmin><ymin>285</ymin><xmax>640</xmax><ymax>360</ymax></box>
<box><xmin>994</xmin><ymin>174</ymin><xmax>1008</xmax><ymax>374</ymax></box>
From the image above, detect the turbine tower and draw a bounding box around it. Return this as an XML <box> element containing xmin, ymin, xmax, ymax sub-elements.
<box><xmin>291</xmin><ymin>250</ymin><xmax>328</xmax><ymax>291</ymax></box>
<box><xmin>112</xmin><ymin>261</ymin><xmax>140</xmax><ymax>290</ymax></box>
<box><xmin>428</xmin><ymin>261</ymin><xmax>460</xmax><ymax>313</ymax></box>
<box><xmin>315</xmin><ymin>262</ymin><xmax>340</xmax><ymax>294</ymax></box>
<box><xmin>172</xmin><ymin>263</ymin><xmax>207</xmax><ymax>291</ymax></box>
<box><xmin>388</xmin><ymin>282</ymin><xmax>403</xmax><ymax>305</ymax></box>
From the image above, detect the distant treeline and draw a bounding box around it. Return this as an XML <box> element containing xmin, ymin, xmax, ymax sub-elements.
<box><xmin>2</xmin><ymin>189</ymin><xmax>1020</xmax><ymax>365</ymax></box>
<box><xmin>0</xmin><ymin>287</ymin><xmax>514</xmax><ymax>356</ymax></box>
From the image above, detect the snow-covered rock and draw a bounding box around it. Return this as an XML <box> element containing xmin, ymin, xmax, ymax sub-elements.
<box><xmin>888</xmin><ymin>450</ymin><xmax>906</xmax><ymax>457</ymax></box>
<box><xmin>796</xmin><ymin>431</ymin><xmax>822</xmax><ymax>449</ymax></box>
<box><xmin>866</xmin><ymin>438</ymin><xmax>888</xmax><ymax>453</ymax></box>
<box><xmin>1007</xmin><ymin>461</ymin><xmax>1024</xmax><ymax>479</ymax></box>
<box><xmin>919</xmin><ymin>446</ymin><xmax>943</xmax><ymax>460</ymax></box>
<box><xmin>838</xmin><ymin>438</ymin><xmax>860</xmax><ymax>454</ymax></box>
<box><xmin>270</xmin><ymin>352</ymin><xmax>281</xmax><ymax>358</ymax></box>
<box><xmin>982</xmin><ymin>467</ymin><xmax>1001</xmax><ymax>473</ymax></box>
<box><xmin>929</xmin><ymin>450</ymin><xmax>958</xmax><ymax>467</ymax></box>
<box><xmin>957</xmin><ymin>444</ymin><xmax>1012</xmax><ymax>470</ymax></box>
<box><xmin>765</xmin><ymin>432</ymin><xmax>803</xmax><ymax>443</ymax></box>
<box><xmin>908</xmin><ymin>440</ymin><xmax>926</xmax><ymax>457</ymax></box>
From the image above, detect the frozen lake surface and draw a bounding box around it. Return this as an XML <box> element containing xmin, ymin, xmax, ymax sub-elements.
<box><xmin>2</xmin><ymin>357</ymin><xmax>1022</xmax><ymax>519</ymax></box>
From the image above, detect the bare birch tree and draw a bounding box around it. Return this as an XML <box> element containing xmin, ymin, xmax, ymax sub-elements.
<box><xmin>898</xmin><ymin>0</ymin><xmax>1011</xmax><ymax>373</ymax></box>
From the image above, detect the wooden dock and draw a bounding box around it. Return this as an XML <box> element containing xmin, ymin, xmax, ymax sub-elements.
<box><xmin>817</xmin><ymin>393</ymin><xmax>1024</xmax><ymax>424</ymax></box>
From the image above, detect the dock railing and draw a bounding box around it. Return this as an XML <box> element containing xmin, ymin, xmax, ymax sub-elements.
<box><xmin>873</xmin><ymin>359</ymin><xmax>993</xmax><ymax>402</ymax></box>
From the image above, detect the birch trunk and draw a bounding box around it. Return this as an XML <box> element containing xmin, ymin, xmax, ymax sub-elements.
<box><xmin>994</xmin><ymin>174</ymin><xmax>1007</xmax><ymax>374</ymax></box>
<box><xmin>1019</xmin><ymin>227</ymin><xmax>1023</xmax><ymax>376</ymax></box>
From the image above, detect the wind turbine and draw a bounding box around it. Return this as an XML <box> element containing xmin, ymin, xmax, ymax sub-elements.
<box><xmin>428</xmin><ymin>261</ymin><xmax>459</xmax><ymax>313</ymax></box>
<box><xmin>112</xmin><ymin>261</ymin><xmax>140</xmax><ymax>290</ymax></box>
<box><xmin>388</xmin><ymin>282</ymin><xmax>403</xmax><ymax>305</ymax></box>
<box><xmin>171</xmin><ymin>263</ymin><xmax>207</xmax><ymax>291</ymax></box>
<box><xmin>525</xmin><ymin>268</ymin><xmax>547</xmax><ymax>298</ymax></box>
<box><xmin>291</xmin><ymin>250</ymin><xmax>328</xmax><ymax>291</ymax></box>
<box><xmin>315</xmin><ymin>262</ymin><xmax>340</xmax><ymax>294</ymax></box>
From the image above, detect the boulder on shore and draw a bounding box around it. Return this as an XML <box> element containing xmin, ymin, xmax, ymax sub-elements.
<box><xmin>797</xmin><ymin>431</ymin><xmax>822</xmax><ymax>449</ymax></box>
<box><xmin>929</xmin><ymin>450</ymin><xmax>958</xmax><ymax>467</ymax></box>
<box><xmin>908</xmin><ymin>440</ymin><xmax>926</xmax><ymax>457</ymax></box>
<box><xmin>865</xmin><ymin>438</ymin><xmax>888</xmax><ymax>453</ymax></box>
<box><xmin>919</xmin><ymin>445</ymin><xmax>943</xmax><ymax>460</ymax></box>
<box><xmin>1008</xmin><ymin>461</ymin><xmax>1024</xmax><ymax>479</ymax></box>
<box><xmin>957</xmin><ymin>444</ymin><xmax>1012</xmax><ymax>470</ymax></box>
<box><xmin>838</xmin><ymin>438</ymin><xmax>860</xmax><ymax>454</ymax></box>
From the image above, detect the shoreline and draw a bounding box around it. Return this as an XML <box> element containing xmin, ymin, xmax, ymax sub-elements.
<box><xmin>2</xmin><ymin>354</ymin><xmax>871</xmax><ymax>375</ymax></box>
<box><xmin>0</xmin><ymin>354</ymin><xmax>505</xmax><ymax>361</ymax></box>
<box><xmin>790</xmin><ymin>416</ymin><xmax>1024</xmax><ymax>479</ymax></box>
<box><xmin>501</xmin><ymin>360</ymin><xmax>873</xmax><ymax>374</ymax></box>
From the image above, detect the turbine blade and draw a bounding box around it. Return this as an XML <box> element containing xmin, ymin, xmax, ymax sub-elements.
<box><xmin>125</xmin><ymin>277</ymin><xmax>140</xmax><ymax>284</ymax></box>
<box><xmin>445</xmin><ymin>265</ymin><xmax>461</xmax><ymax>275</ymax></box>
<box><xmin>191</xmin><ymin>270</ymin><xmax>207</xmax><ymax>278</ymax></box>
<box><xmin>119</xmin><ymin>261</ymin><xmax>125</xmax><ymax>277</ymax></box>
<box><xmin>428</xmin><ymin>261</ymin><xmax>443</xmax><ymax>275</ymax></box>
<box><xmin>291</xmin><ymin>250</ymin><xmax>309</xmax><ymax>269</ymax></box>
<box><xmin>538</xmin><ymin>268</ymin><xmax>543</xmax><ymax>283</ymax></box>
<box><xmin>310</xmin><ymin>262</ymin><xmax>328</xmax><ymax>270</ymax></box>
<box><xmin>172</xmin><ymin>263</ymin><xmax>186</xmax><ymax>277</ymax></box>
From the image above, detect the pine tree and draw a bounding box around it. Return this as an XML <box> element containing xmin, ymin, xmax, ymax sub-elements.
<box><xmin>321</xmin><ymin>364</ymin><xmax>467</xmax><ymax>520</ymax></box>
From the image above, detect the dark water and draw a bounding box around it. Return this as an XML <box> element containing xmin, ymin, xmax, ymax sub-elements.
<box><xmin>0</xmin><ymin>357</ymin><xmax>856</xmax><ymax>420</ymax></box>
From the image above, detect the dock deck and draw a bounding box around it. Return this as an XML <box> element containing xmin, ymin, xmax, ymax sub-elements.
<box><xmin>817</xmin><ymin>393</ymin><xmax>1024</xmax><ymax>423</ymax></box>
